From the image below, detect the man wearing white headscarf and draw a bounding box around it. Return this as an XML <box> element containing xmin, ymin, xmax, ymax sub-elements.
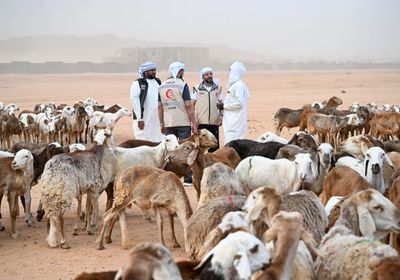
<box><xmin>159</xmin><ymin>61</ymin><xmax>197</xmax><ymax>185</ymax></box>
<box><xmin>130</xmin><ymin>61</ymin><xmax>164</xmax><ymax>141</ymax></box>
<box><xmin>192</xmin><ymin>66</ymin><xmax>223</xmax><ymax>152</ymax></box>
<box><xmin>223</xmin><ymin>61</ymin><xmax>250</xmax><ymax>144</ymax></box>
<box><xmin>158</xmin><ymin>61</ymin><xmax>197</xmax><ymax>138</ymax></box>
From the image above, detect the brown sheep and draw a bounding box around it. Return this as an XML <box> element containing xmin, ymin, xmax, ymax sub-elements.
<box><xmin>369</xmin><ymin>112</ymin><xmax>400</xmax><ymax>140</ymax></box>
<box><xmin>170</xmin><ymin>141</ymin><xmax>241</xmax><ymax>199</ymax></box>
<box><xmin>389</xmin><ymin>167</ymin><xmax>400</xmax><ymax>254</ymax></box>
<box><xmin>367</xmin><ymin>256</ymin><xmax>400</xmax><ymax>280</ymax></box>
<box><xmin>320</xmin><ymin>165</ymin><xmax>370</xmax><ymax>205</ymax></box>
<box><xmin>273</xmin><ymin>107</ymin><xmax>303</xmax><ymax>136</ymax></box>
<box><xmin>96</xmin><ymin>166</ymin><xmax>193</xmax><ymax>250</ymax></box>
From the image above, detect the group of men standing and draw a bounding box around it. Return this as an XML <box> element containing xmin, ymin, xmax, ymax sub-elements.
<box><xmin>130</xmin><ymin>61</ymin><xmax>250</xmax><ymax>150</ymax></box>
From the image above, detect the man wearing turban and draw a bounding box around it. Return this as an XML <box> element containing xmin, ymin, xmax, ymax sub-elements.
<box><xmin>192</xmin><ymin>66</ymin><xmax>223</xmax><ymax>152</ymax></box>
<box><xmin>158</xmin><ymin>61</ymin><xmax>198</xmax><ymax>185</ymax></box>
<box><xmin>223</xmin><ymin>61</ymin><xmax>250</xmax><ymax>144</ymax></box>
<box><xmin>130</xmin><ymin>61</ymin><xmax>164</xmax><ymax>141</ymax></box>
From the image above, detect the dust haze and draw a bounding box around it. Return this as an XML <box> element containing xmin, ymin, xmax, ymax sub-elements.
<box><xmin>0</xmin><ymin>0</ymin><xmax>400</xmax><ymax>63</ymax></box>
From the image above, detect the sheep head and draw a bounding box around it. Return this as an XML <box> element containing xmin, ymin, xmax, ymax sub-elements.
<box><xmin>196</xmin><ymin>231</ymin><xmax>270</xmax><ymax>280</ymax></box>
<box><xmin>340</xmin><ymin>135</ymin><xmax>373</xmax><ymax>159</ymax></box>
<box><xmin>364</xmin><ymin>147</ymin><xmax>393</xmax><ymax>177</ymax></box>
<box><xmin>163</xmin><ymin>134</ymin><xmax>179</xmax><ymax>152</ymax></box>
<box><xmin>294</xmin><ymin>153</ymin><xmax>317</xmax><ymax>187</ymax></box>
<box><xmin>116</xmin><ymin>243</ymin><xmax>181</xmax><ymax>280</ymax></box>
<box><xmin>94</xmin><ymin>128</ymin><xmax>113</xmax><ymax>146</ymax></box>
<box><xmin>11</xmin><ymin>149</ymin><xmax>33</xmax><ymax>170</ymax></box>
<box><xmin>288</xmin><ymin>131</ymin><xmax>318</xmax><ymax>151</ymax></box>
<box><xmin>317</xmin><ymin>143</ymin><xmax>335</xmax><ymax>171</ymax></box>
<box><xmin>339</xmin><ymin>189</ymin><xmax>400</xmax><ymax>240</ymax></box>
<box><xmin>197</xmin><ymin>128</ymin><xmax>218</xmax><ymax>148</ymax></box>
<box><xmin>243</xmin><ymin>187</ymin><xmax>282</xmax><ymax>226</ymax></box>
<box><xmin>170</xmin><ymin>141</ymin><xmax>199</xmax><ymax>165</ymax></box>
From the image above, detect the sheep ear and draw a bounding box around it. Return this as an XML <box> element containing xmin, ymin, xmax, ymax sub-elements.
<box><xmin>187</xmin><ymin>148</ymin><xmax>198</xmax><ymax>165</ymax></box>
<box><xmin>384</xmin><ymin>154</ymin><xmax>394</xmax><ymax>169</ymax></box>
<box><xmin>361</xmin><ymin>143</ymin><xmax>369</xmax><ymax>156</ymax></box>
<box><xmin>194</xmin><ymin>253</ymin><xmax>213</xmax><ymax>271</ymax></box>
<box><xmin>247</xmin><ymin>203</ymin><xmax>263</xmax><ymax>221</ymax></box>
<box><xmin>357</xmin><ymin>205</ymin><xmax>376</xmax><ymax>239</ymax></box>
<box><xmin>233</xmin><ymin>253</ymin><xmax>251</xmax><ymax>280</ymax></box>
<box><xmin>193</xmin><ymin>134</ymin><xmax>200</xmax><ymax>147</ymax></box>
<box><xmin>330</xmin><ymin>154</ymin><xmax>336</xmax><ymax>169</ymax></box>
<box><xmin>365</xmin><ymin>160</ymin><xmax>369</xmax><ymax>177</ymax></box>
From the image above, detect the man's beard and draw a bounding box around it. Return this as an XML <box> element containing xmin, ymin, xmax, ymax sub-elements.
<box><xmin>146</xmin><ymin>73</ymin><xmax>156</xmax><ymax>79</ymax></box>
<box><xmin>204</xmin><ymin>77</ymin><xmax>213</xmax><ymax>84</ymax></box>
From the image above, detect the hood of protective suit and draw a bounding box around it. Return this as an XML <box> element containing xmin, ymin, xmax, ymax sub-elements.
<box><xmin>227</xmin><ymin>61</ymin><xmax>246</xmax><ymax>88</ymax></box>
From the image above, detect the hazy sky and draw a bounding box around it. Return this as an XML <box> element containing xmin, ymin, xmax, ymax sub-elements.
<box><xmin>1</xmin><ymin>0</ymin><xmax>399</xmax><ymax>61</ymax></box>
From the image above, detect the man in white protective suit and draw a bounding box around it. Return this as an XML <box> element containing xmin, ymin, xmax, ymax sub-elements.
<box><xmin>130</xmin><ymin>61</ymin><xmax>164</xmax><ymax>141</ymax></box>
<box><xmin>223</xmin><ymin>61</ymin><xmax>250</xmax><ymax>144</ymax></box>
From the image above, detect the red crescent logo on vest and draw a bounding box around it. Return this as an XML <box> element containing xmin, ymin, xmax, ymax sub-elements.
<box><xmin>165</xmin><ymin>89</ymin><xmax>174</xmax><ymax>99</ymax></box>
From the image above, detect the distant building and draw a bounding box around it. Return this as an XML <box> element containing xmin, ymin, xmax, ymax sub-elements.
<box><xmin>106</xmin><ymin>47</ymin><xmax>210</xmax><ymax>70</ymax></box>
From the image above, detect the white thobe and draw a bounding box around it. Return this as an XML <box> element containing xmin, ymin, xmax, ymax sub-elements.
<box><xmin>130</xmin><ymin>79</ymin><xmax>164</xmax><ymax>141</ymax></box>
<box><xmin>223</xmin><ymin>79</ymin><xmax>250</xmax><ymax>144</ymax></box>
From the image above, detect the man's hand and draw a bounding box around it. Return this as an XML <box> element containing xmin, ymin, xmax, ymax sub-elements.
<box><xmin>138</xmin><ymin>121</ymin><xmax>145</xmax><ymax>130</ymax></box>
<box><xmin>192</xmin><ymin>120</ymin><xmax>198</xmax><ymax>134</ymax></box>
<box><xmin>217</xmin><ymin>101</ymin><xmax>224</xmax><ymax>110</ymax></box>
<box><xmin>160</xmin><ymin>123</ymin><xmax>166</xmax><ymax>134</ymax></box>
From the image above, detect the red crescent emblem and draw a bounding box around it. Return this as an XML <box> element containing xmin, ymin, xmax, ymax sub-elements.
<box><xmin>165</xmin><ymin>89</ymin><xmax>173</xmax><ymax>99</ymax></box>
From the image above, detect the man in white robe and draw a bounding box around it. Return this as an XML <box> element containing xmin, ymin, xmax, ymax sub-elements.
<box><xmin>130</xmin><ymin>61</ymin><xmax>164</xmax><ymax>141</ymax></box>
<box><xmin>223</xmin><ymin>61</ymin><xmax>250</xmax><ymax>144</ymax></box>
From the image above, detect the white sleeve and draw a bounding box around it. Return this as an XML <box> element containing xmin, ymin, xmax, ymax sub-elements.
<box><xmin>130</xmin><ymin>81</ymin><xmax>142</xmax><ymax>120</ymax></box>
<box><xmin>224</xmin><ymin>85</ymin><xmax>244</xmax><ymax>111</ymax></box>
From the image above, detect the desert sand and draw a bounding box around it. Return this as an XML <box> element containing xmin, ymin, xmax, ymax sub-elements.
<box><xmin>0</xmin><ymin>70</ymin><xmax>399</xmax><ymax>279</ymax></box>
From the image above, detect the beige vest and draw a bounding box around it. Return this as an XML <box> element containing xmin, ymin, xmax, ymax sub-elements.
<box><xmin>195</xmin><ymin>83</ymin><xmax>221</xmax><ymax>125</ymax></box>
<box><xmin>159</xmin><ymin>78</ymin><xmax>191</xmax><ymax>127</ymax></box>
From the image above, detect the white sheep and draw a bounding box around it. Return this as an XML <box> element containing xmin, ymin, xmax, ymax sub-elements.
<box><xmin>336</xmin><ymin>146</ymin><xmax>393</xmax><ymax>193</ymax></box>
<box><xmin>255</xmin><ymin>131</ymin><xmax>289</xmax><ymax>144</ymax></box>
<box><xmin>40</xmin><ymin>129</ymin><xmax>115</xmax><ymax>248</ymax></box>
<box><xmin>195</xmin><ymin>231</ymin><xmax>271</xmax><ymax>280</ymax></box>
<box><xmin>235</xmin><ymin>153</ymin><xmax>317</xmax><ymax>194</ymax></box>
<box><xmin>113</xmin><ymin>134</ymin><xmax>179</xmax><ymax>174</ymax></box>
<box><xmin>88</xmin><ymin>107</ymin><xmax>131</xmax><ymax>141</ymax></box>
<box><xmin>315</xmin><ymin>189</ymin><xmax>400</xmax><ymax>279</ymax></box>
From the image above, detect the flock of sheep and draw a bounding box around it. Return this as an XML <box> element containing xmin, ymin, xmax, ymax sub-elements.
<box><xmin>0</xmin><ymin>96</ymin><xmax>400</xmax><ymax>280</ymax></box>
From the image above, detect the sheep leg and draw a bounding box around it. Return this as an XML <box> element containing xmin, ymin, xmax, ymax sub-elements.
<box><xmin>105</xmin><ymin>215</ymin><xmax>118</xmax><ymax>244</ymax></box>
<box><xmin>23</xmin><ymin>189</ymin><xmax>33</xmax><ymax>226</ymax></box>
<box><xmin>96</xmin><ymin>208</ymin><xmax>119</xmax><ymax>250</ymax></box>
<box><xmin>8</xmin><ymin>191</ymin><xmax>18</xmax><ymax>239</ymax></box>
<box><xmin>36</xmin><ymin>201</ymin><xmax>45</xmax><ymax>222</ymax></box>
<box><xmin>105</xmin><ymin>182</ymin><xmax>114</xmax><ymax>212</ymax></box>
<box><xmin>168</xmin><ymin>213</ymin><xmax>180</xmax><ymax>248</ymax></box>
<box><xmin>119</xmin><ymin>210</ymin><xmax>130</xmax><ymax>250</ymax></box>
<box><xmin>47</xmin><ymin>216</ymin><xmax>59</xmax><ymax>248</ymax></box>
<box><xmin>59</xmin><ymin>214</ymin><xmax>70</xmax><ymax>249</ymax></box>
<box><xmin>0</xmin><ymin>192</ymin><xmax>3</xmax><ymax>218</ymax></box>
<box><xmin>155</xmin><ymin>207</ymin><xmax>166</xmax><ymax>246</ymax></box>
<box><xmin>86</xmin><ymin>192</ymin><xmax>99</xmax><ymax>235</ymax></box>
<box><xmin>73</xmin><ymin>195</ymin><xmax>83</xmax><ymax>236</ymax></box>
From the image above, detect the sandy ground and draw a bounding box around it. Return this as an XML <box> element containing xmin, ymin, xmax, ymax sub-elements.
<box><xmin>0</xmin><ymin>70</ymin><xmax>399</xmax><ymax>279</ymax></box>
